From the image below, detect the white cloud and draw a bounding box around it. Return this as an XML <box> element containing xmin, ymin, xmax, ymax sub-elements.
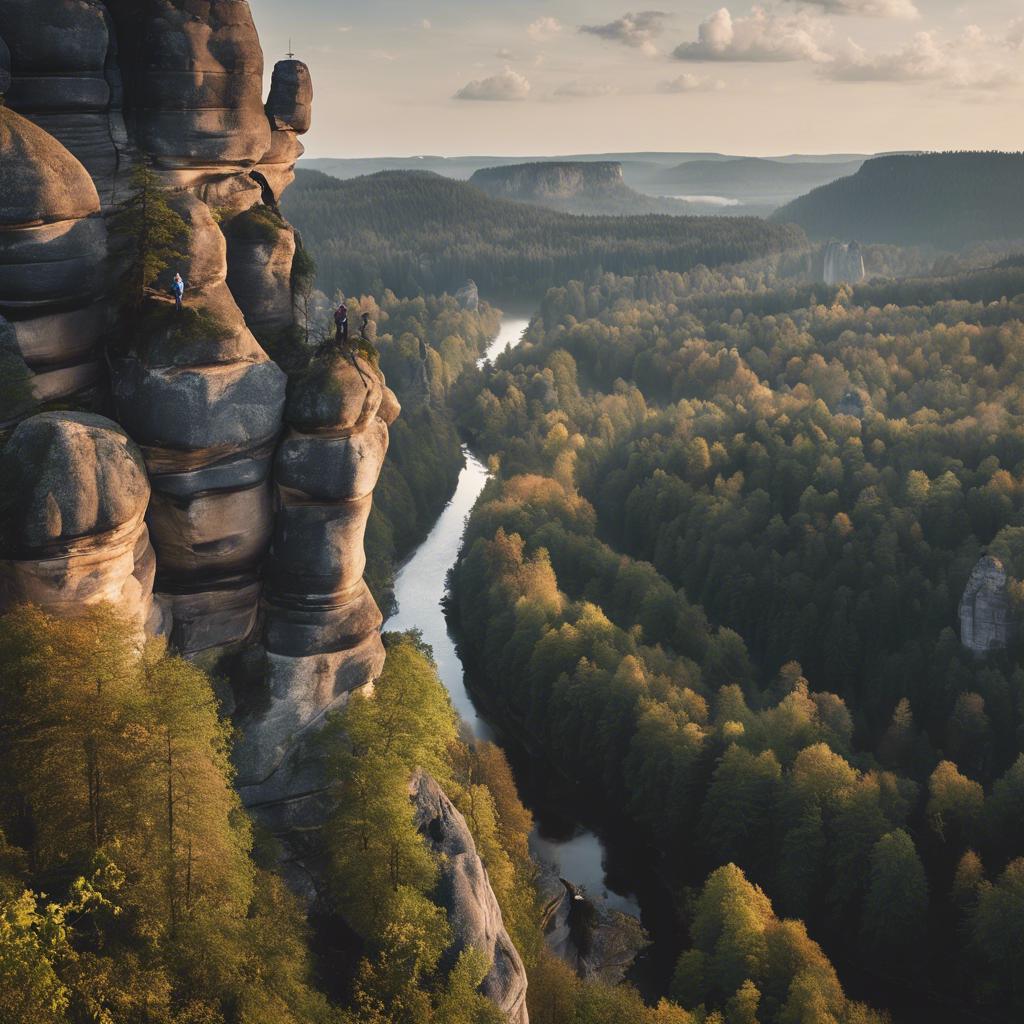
<box><xmin>580</xmin><ymin>11</ymin><xmax>669</xmax><ymax>57</ymax></box>
<box><xmin>454</xmin><ymin>67</ymin><xmax>531</xmax><ymax>101</ymax></box>
<box><xmin>657</xmin><ymin>72</ymin><xmax>726</xmax><ymax>92</ymax></box>
<box><xmin>824</xmin><ymin>31</ymin><xmax>1018</xmax><ymax>88</ymax></box>
<box><xmin>497</xmin><ymin>47</ymin><xmax>517</xmax><ymax>60</ymax></box>
<box><xmin>1009</xmin><ymin>17</ymin><xmax>1024</xmax><ymax>50</ymax></box>
<box><xmin>553</xmin><ymin>80</ymin><xmax>622</xmax><ymax>97</ymax></box>
<box><xmin>528</xmin><ymin>16</ymin><xmax>563</xmax><ymax>42</ymax></box>
<box><xmin>784</xmin><ymin>0</ymin><xmax>918</xmax><ymax>18</ymax></box>
<box><xmin>672</xmin><ymin>6</ymin><xmax>830</xmax><ymax>63</ymax></box>
<box><xmin>420</xmin><ymin>19</ymin><xmax>432</xmax><ymax>30</ymax></box>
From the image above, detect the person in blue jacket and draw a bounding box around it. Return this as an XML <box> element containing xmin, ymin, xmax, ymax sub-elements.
<box><xmin>172</xmin><ymin>272</ymin><xmax>186</xmax><ymax>312</ymax></box>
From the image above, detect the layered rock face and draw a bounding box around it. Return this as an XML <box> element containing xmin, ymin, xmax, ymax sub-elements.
<box><xmin>471</xmin><ymin>161</ymin><xmax>625</xmax><ymax>201</ymax></box>
<box><xmin>234</xmin><ymin>354</ymin><xmax>399</xmax><ymax>831</ymax></box>
<box><xmin>412</xmin><ymin>771</ymin><xmax>529</xmax><ymax>1024</ymax></box>
<box><xmin>113</xmin><ymin>202</ymin><xmax>285</xmax><ymax>656</ymax></box>
<box><xmin>959</xmin><ymin>555</ymin><xmax>1014</xmax><ymax>655</ymax></box>
<box><xmin>0</xmin><ymin>96</ymin><xmax>107</xmax><ymax>430</ymax></box>
<box><xmin>821</xmin><ymin>240</ymin><xmax>866</xmax><ymax>286</ymax></box>
<box><xmin>0</xmin><ymin>412</ymin><xmax>164</xmax><ymax>638</ymax></box>
<box><xmin>0</xmin><ymin>0</ymin><xmax>128</xmax><ymax>209</ymax></box>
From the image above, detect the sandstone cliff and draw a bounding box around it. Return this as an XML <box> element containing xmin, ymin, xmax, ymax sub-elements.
<box><xmin>469</xmin><ymin>160</ymin><xmax>691</xmax><ymax>217</ymax></box>
<box><xmin>820</xmin><ymin>240</ymin><xmax>866</xmax><ymax>286</ymax></box>
<box><xmin>959</xmin><ymin>555</ymin><xmax>1014</xmax><ymax>656</ymax></box>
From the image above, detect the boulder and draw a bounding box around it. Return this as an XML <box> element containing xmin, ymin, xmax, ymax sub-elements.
<box><xmin>0</xmin><ymin>0</ymin><xmax>124</xmax><ymax>207</ymax></box>
<box><xmin>265</xmin><ymin>59</ymin><xmax>312</xmax><ymax>134</ymax></box>
<box><xmin>0</xmin><ymin>412</ymin><xmax>163</xmax><ymax>636</ymax></box>
<box><xmin>285</xmin><ymin>353</ymin><xmax>383</xmax><ymax>435</ymax></box>
<box><xmin>224</xmin><ymin>205</ymin><xmax>297</xmax><ymax>341</ymax></box>
<box><xmin>959</xmin><ymin>555</ymin><xmax>1014</xmax><ymax>655</ymax></box>
<box><xmin>411</xmin><ymin>771</ymin><xmax>529</xmax><ymax>1024</ymax></box>
<box><xmin>538</xmin><ymin>872</ymin><xmax>647</xmax><ymax>985</ymax></box>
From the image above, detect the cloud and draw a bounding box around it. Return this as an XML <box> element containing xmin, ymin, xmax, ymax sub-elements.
<box><xmin>824</xmin><ymin>31</ymin><xmax>1018</xmax><ymax>88</ymax></box>
<box><xmin>420</xmin><ymin>19</ymin><xmax>432</xmax><ymax>30</ymax></box>
<box><xmin>672</xmin><ymin>6</ymin><xmax>830</xmax><ymax>62</ymax></box>
<box><xmin>784</xmin><ymin>0</ymin><xmax>917</xmax><ymax>18</ymax></box>
<box><xmin>528</xmin><ymin>16</ymin><xmax>563</xmax><ymax>42</ymax></box>
<box><xmin>496</xmin><ymin>48</ymin><xmax>517</xmax><ymax>60</ymax></box>
<box><xmin>657</xmin><ymin>72</ymin><xmax>726</xmax><ymax>92</ymax></box>
<box><xmin>553</xmin><ymin>80</ymin><xmax>622</xmax><ymax>97</ymax></box>
<box><xmin>454</xmin><ymin>67</ymin><xmax>531</xmax><ymax>101</ymax></box>
<box><xmin>580</xmin><ymin>11</ymin><xmax>669</xmax><ymax>56</ymax></box>
<box><xmin>1009</xmin><ymin>18</ymin><xmax>1024</xmax><ymax>50</ymax></box>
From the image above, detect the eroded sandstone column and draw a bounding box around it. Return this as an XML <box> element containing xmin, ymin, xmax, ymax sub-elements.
<box><xmin>0</xmin><ymin>96</ymin><xmax>107</xmax><ymax>431</ymax></box>
<box><xmin>0</xmin><ymin>412</ymin><xmax>165</xmax><ymax>638</ymax></box>
<box><xmin>110</xmin><ymin>194</ymin><xmax>285</xmax><ymax>655</ymax></box>
<box><xmin>234</xmin><ymin>353</ymin><xmax>401</xmax><ymax>834</ymax></box>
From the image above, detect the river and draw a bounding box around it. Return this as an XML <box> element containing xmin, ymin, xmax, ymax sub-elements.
<box><xmin>385</xmin><ymin>316</ymin><xmax>643</xmax><ymax>918</ymax></box>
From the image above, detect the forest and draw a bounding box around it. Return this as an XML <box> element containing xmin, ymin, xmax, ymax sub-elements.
<box><xmin>282</xmin><ymin>170</ymin><xmax>805</xmax><ymax>301</ymax></box>
<box><xmin>773</xmin><ymin>153</ymin><xmax>1024</xmax><ymax>247</ymax></box>
<box><xmin>450</xmin><ymin>257</ymin><xmax>1024</xmax><ymax>1022</ymax></box>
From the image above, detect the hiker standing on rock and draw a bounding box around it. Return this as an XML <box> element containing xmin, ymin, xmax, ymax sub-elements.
<box><xmin>334</xmin><ymin>301</ymin><xmax>349</xmax><ymax>345</ymax></box>
<box><xmin>172</xmin><ymin>272</ymin><xmax>186</xmax><ymax>312</ymax></box>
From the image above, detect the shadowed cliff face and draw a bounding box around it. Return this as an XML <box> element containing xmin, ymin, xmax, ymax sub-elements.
<box><xmin>471</xmin><ymin>161</ymin><xmax>626</xmax><ymax>201</ymax></box>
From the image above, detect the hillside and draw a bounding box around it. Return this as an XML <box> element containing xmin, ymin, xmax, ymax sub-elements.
<box><xmin>774</xmin><ymin>152</ymin><xmax>1024</xmax><ymax>246</ymax></box>
<box><xmin>469</xmin><ymin>161</ymin><xmax>694</xmax><ymax>215</ymax></box>
<box><xmin>282</xmin><ymin>168</ymin><xmax>806</xmax><ymax>300</ymax></box>
<box><xmin>657</xmin><ymin>156</ymin><xmax>865</xmax><ymax>204</ymax></box>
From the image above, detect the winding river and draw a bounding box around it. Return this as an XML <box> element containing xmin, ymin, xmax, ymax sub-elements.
<box><xmin>385</xmin><ymin>316</ymin><xmax>643</xmax><ymax>919</ymax></box>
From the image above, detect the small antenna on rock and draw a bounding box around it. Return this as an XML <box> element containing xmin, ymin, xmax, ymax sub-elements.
<box><xmin>287</xmin><ymin>38</ymin><xmax>295</xmax><ymax>59</ymax></box>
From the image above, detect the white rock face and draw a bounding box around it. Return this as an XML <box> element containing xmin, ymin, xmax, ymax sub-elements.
<box><xmin>822</xmin><ymin>240</ymin><xmax>866</xmax><ymax>286</ymax></box>
<box><xmin>959</xmin><ymin>555</ymin><xmax>1014</xmax><ymax>655</ymax></box>
<box><xmin>411</xmin><ymin>771</ymin><xmax>530</xmax><ymax>1024</ymax></box>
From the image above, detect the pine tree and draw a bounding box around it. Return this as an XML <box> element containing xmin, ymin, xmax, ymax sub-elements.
<box><xmin>110</xmin><ymin>163</ymin><xmax>190</xmax><ymax>311</ymax></box>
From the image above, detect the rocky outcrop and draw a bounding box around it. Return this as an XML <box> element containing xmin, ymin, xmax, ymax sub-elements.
<box><xmin>234</xmin><ymin>354</ymin><xmax>399</xmax><ymax>830</ymax></box>
<box><xmin>0</xmin><ymin>412</ymin><xmax>165</xmax><ymax>638</ymax></box>
<box><xmin>110</xmin><ymin>192</ymin><xmax>285</xmax><ymax>656</ymax></box>
<box><xmin>538</xmin><ymin>873</ymin><xmax>646</xmax><ymax>985</ymax></box>
<box><xmin>456</xmin><ymin>279</ymin><xmax>480</xmax><ymax>312</ymax></box>
<box><xmin>412</xmin><ymin>771</ymin><xmax>529</xmax><ymax>1024</ymax></box>
<box><xmin>821</xmin><ymin>240</ymin><xmax>866</xmax><ymax>286</ymax></box>
<box><xmin>0</xmin><ymin>100</ymin><xmax>107</xmax><ymax>429</ymax></box>
<box><xmin>257</xmin><ymin>59</ymin><xmax>312</xmax><ymax>201</ymax></box>
<box><xmin>104</xmin><ymin>0</ymin><xmax>270</xmax><ymax>192</ymax></box>
<box><xmin>472</xmin><ymin>161</ymin><xmax>626</xmax><ymax>202</ymax></box>
<box><xmin>0</xmin><ymin>0</ymin><xmax>128</xmax><ymax>209</ymax></box>
<box><xmin>959</xmin><ymin>555</ymin><xmax>1014</xmax><ymax>655</ymax></box>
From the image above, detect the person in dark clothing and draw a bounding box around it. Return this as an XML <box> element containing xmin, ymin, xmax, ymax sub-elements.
<box><xmin>334</xmin><ymin>302</ymin><xmax>349</xmax><ymax>345</ymax></box>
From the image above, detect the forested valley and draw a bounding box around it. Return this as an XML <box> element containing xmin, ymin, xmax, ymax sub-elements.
<box><xmin>449</xmin><ymin>257</ymin><xmax>1024</xmax><ymax>1022</ymax></box>
<box><xmin>282</xmin><ymin>170</ymin><xmax>805</xmax><ymax>301</ymax></box>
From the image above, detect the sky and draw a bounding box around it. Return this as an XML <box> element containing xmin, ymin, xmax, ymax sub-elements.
<box><xmin>248</xmin><ymin>0</ymin><xmax>1024</xmax><ymax>158</ymax></box>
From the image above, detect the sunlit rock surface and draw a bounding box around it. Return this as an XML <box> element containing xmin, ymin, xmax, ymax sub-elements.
<box><xmin>412</xmin><ymin>771</ymin><xmax>530</xmax><ymax>1024</ymax></box>
<box><xmin>959</xmin><ymin>555</ymin><xmax>1014</xmax><ymax>655</ymax></box>
<box><xmin>0</xmin><ymin>412</ymin><xmax>164</xmax><ymax>637</ymax></box>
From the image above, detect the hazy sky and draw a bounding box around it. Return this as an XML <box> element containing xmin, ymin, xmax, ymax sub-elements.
<box><xmin>249</xmin><ymin>0</ymin><xmax>1023</xmax><ymax>158</ymax></box>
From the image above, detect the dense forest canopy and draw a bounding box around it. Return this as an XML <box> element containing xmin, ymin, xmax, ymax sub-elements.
<box><xmin>450</xmin><ymin>256</ymin><xmax>1024</xmax><ymax>1022</ymax></box>
<box><xmin>773</xmin><ymin>153</ymin><xmax>1024</xmax><ymax>248</ymax></box>
<box><xmin>282</xmin><ymin>169</ymin><xmax>806</xmax><ymax>301</ymax></box>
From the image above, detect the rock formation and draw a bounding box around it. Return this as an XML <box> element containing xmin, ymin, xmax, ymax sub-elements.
<box><xmin>0</xmin><ymin>94</ymin><xmax>107</xmax><ymax>431</ymax></box>
<box><xmin>412</xmin><ymin>771</ymin><xmax>529</xmax><ymax>1024</ymax></box>
<box><xmin>821</xmin><ymin>240</ymin><xmax>866</xmax><ymax>286</ymax></box>
<box><xmin>959</xmin><ymin>555</ymin><xmax>1014</xmax><ymax>655</ymax></box>
<box><xmin>0</xmin><ymin>0</ymin><xmax>128</xmax><ymax>209</ymax></box>
<box><xmin>235</xmin><ymin>354</ymin><xmax>399</xmax><ymax>834</ymax></box>
<box><xmin>538</xmin><ymin>873</ymin><xmax>646</xmax><ymax>985</ymax></box>
<box><xmin>456</xmin><ymin>279</ymin><xmax>480</xmax><ymax>312</ymax></box>
<box><xmin>257</xmin><ymin>58</ymin><xmax>312</xmax><ymax>202</ymax></box>
<box><xmin>0</xmin><ymin>412</ymin><xmax>165</xmax><ymax>638</ymax></box>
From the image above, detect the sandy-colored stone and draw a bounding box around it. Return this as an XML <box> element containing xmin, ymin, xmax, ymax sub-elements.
<box><xmin>412</xmin><ymin>771</ymin><xmax>529</xmax><ymax>1024</ymax></box>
